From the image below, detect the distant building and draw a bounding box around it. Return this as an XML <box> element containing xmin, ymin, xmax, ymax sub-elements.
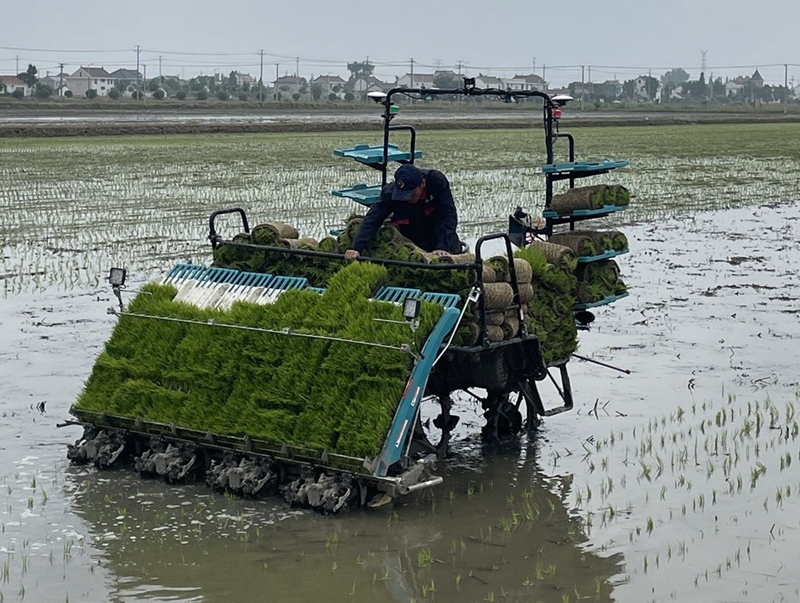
<box><xmin>0</xmin><ymin>75</ymin><xmax>29</xmax><ymax>96</ymax></box>
<box><xmin>593</xmin><ymin>80</ymin><xmax>623</xmax><ymax>99</ymax></box>
<box><xmin>547</xmin><ymin>87</ymin><xmax>571</xmax><ymax>98</ymax></box>
<box><xmin>67</xmin><ymin>67</ymin><xmax>113</xmax><ymax>97</ymax></box>
<box><xmin>503</xmin><ymin>73</ymin><xmax>547</xmax><ymax>92</ymax></box>
<box><xmin>396</xmin><ymin>72</ymin><xmax>436</xmax><ymax>88</ymax></box>
<box><xmin>633</xmin><ymin>76</ymin><xmax>661</xmax><ymax>102</ymax></box>
<box><xmin>109</xmin><ymin>69</ymin><xmax>143</xmax><ymax>97</ymax></box>
<box><xmin>726</xmin><ymin>77</ymin><xmax>745</xmax><ymax>97</ymax></box>
<box><xmin>725</xmin><ymin>70</ymin><xmax>765</xmax><ymax>99</ymax></box>
<box><xmin>352</xmin><ymin>75</ymin><xmax>391</xmax><ymax>98</ymax></box>
<box><xmin>273</xmin><ymin>75</ymin><xmax>307</xmax><ymax>99</ymax></box>
<box><xmin>474</xmin><ymin>75</ymin><xmax>504</xmax><ymax>90</ymax></box>
<box><xmin>568</xmin><ymin>81</ymin><xmax>592</xmax><ymax>97</ymax></box>
<box><xmin>234</xmin><ymin>72</ymin><xmax>256</xmax><ymax>87</ymax></box>
<box><xmin>311</xmin><ymin>74</ymin><xmax>346</xmax><ymax>98</ymax></box>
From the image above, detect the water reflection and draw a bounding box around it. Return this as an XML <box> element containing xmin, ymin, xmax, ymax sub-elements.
<box><xmin>68</xmin><ymin>440</ymin><xmax>621</xmax><ymax>602</ymax></box>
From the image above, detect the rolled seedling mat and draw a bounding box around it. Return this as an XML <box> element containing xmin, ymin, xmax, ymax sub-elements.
<box><xmin>518</xmin><ymin>283</ymin><xmax>534</xmax><ymax>305</ymax></box>
<box><xmin>317</xmin><ymin>237</ymin><xmax>340</xmax><ymax>253</ymax></box>
<box><xmin>486</xmin><ymin>256</ymin><xmax>510</xmax><ymax>282</ymax></box>
<box><xmin>251</xmin><ymin>224</ymin><xmax>291</xmax><ymax>247</ymax></box>
<box><xmin>550</xmin><ymin>184</ymin><xmax>607</xmax><ymax>214</ymax></box>
<box><xmin>569</xmin><ymin>230</ymin><xmax>614</xmax><ymax>253</ymax></box>
<box><xmin>501</xmin><ymin>315</ymin><xmax>520</xmax><ymax>340</ymax></box>
<box><xmin>575</xmin><ymin>260</ymin><xmax>622</xmax><ymax>302</ymax></box>
<box><xmin>513</xmin><ymin>246</ymin><xmax>549</xmax><ymax>279</ymax></box>
<box><xmin>483</xmin><ymin>309</ymin><xmax>505</xmax><ymax>326</ymax></box>
<box><xmin>486</xmin><ymin>325</ymin><xmax>504</xmax><ymax>342</ymax></box>
<box><xmin>441</xmin><ymin>252</ymin><xmax>475</xmax><ymax>265</ymax></box>
<box><xmin>283</xmin><ymin>238</ymin><xmax>320</xmax><ymax>250</ymax></box>
<box><xmin>483</xmin><ymin>282</ymin><xmax>514</xmax><ymax>310</ymax></box>
<box><xmin>481</xmin><ymin>263</ymin><xmax>498</xmax><ymax>284</ymax></box>
<box><xmin>577</xmin><ymin>282</ymin><xmax>606</xmax><ymax>304</ymax></box>
<box><xmin>577</xmin><ymin>260</ymin><xmax>620</xmax><ymax>284</ymax></box>
<box><xmin>264</xmin><ymin>221</ymin><xmax>300</xmax><ymax>240</ymax></box>
<box><xmin>512</xmin><ymin>258</ymin><xmax>533</xmax><ymax>284</ymax></box>
<box><xmin>547</xmin><ymin>233</ymin><xmax>598</xmax><ymax>257</ymax></box>
<box><xmin>373</xmin><ymin>224</ymin><xmax>407</xmax><ymax>246</ymax></box>
<box><xmin>525</xmin><ymin>241</ymin><xmax>577</xmax><ymax>271</ymax></box>
<box><xmin>608</xmin><ymin>230</ymin><xmax>629</xmax><ymax>251</ymax></box>
<box><xmin>213</xmin><ymin>232</ymin><xmax>254</xmax><ymax>268</ymax></box>
<box><xmin>337</xmin><ymin>217</ymin><xmax>364</xmax><ymax>250</ymax></box>
<box><xmin>605</xmin><ymin>184</ymin><xmax>630</xmax><ymax>207</ymax></box>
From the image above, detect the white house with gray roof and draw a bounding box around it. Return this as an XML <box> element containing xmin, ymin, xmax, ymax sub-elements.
<box><xmin>67</xmin><ymin>67</ymin><xmax>113</xmax><ymax>97</ymax></box>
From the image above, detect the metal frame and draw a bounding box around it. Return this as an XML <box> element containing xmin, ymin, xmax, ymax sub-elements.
<box><xmin>375</xmin><ymin>80</ymin><xmax>563</xmax><ymax>188</ymax></box>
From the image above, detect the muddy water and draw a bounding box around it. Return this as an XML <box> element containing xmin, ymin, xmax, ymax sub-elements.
<box><xmin>1</xmin><ymin>201</ymin><xmax>800</xmax><ymax>602</ymax></box>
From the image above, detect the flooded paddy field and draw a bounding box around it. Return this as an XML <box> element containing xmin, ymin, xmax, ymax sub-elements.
<box><xmin>1</xmin><ymin>124</ymin><xmax>799</xmax><ymax>602</ymax></box>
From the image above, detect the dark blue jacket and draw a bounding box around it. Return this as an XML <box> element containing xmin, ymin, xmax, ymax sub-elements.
<box><xmin>350</xmin><ymin>169</ymin><xmax>460</xmax><ymax>253</ymax></box>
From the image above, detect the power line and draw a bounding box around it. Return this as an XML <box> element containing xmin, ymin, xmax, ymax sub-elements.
<box><xmin>0</xmin><ymin>45</ymin><xmax>131</xmax><ymax>53</ymax></box>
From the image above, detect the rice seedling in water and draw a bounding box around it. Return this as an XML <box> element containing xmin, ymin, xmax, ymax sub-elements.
<box><xmin>564</xmin><ymin>388</ymin><xmax>800</xmax><ymax>598</ymax></box>
<box><xmin>3</xmin><ymin>123</ymin><xmax>798</xmax><ymax>293</ymax></box>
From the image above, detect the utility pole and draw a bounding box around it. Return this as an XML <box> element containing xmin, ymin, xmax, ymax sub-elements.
<box><xmin>701</xmin><ymin>49</ymin><xmax>708</xmax><ymax>101</ymax></box>
<box><xmin>784</xmin><ymin>64</ymin><xmax>789</xmax><ymax>112</ymax></box>
<box><xmin>135</xmin><ymin>45</ymin><xmax>141</xmax><ymax>99</ymax></box>
<box><xmin>58</xmin><ymin>63</ymin><xmax>65</xmax><ymax>98</ymax></box>
<box><xmin>274</xmin><ymin>63</ymin><xmax>279</xmax><ymax>99</ymax></box>
<box><xmin>581</xmin><ymin>65</ymin><xmax>585</xmax><ymax>110</ymax></box>
<box><xmin>542</xmin><ymin>64</ymin><xmax>546</xmax><ymax>88</ymax></box>
<box><xmin>532</xmin><ymin>56</ymin><xmax>536</xmax><ymax>75</ymax></box>
<box><xmin>15</xmin><ymin>55</ymin><xmax>19</xmax><ymax>74</ymax></box>
<box><xmin>588</xmin><ymin>66</ymin><xmax>591</xmax><ymax>102</ymax></box>
<box><xmin>455</xmin><ymin>61</ymin><xmax>465</xmax><ymax>104</ymax></box>
<box><xmin>410</xmin><ymin>58</ymin><xmax>414</xmax><ymax>88</ymax></box>
<box><xmin>709</xmin><ymin>71</ymin><xmax>713</xmax><ymax>102</ymax></box>
<box><xmin>143</xmin><ymin>64</ymin><xmax>147</xmax><ymax>104</ymax></box>
<box><xmin>259</xmin><ymin>49</ymin><xmax>264</xmax><ymax>104</ymax></box>
<box><xmin>295</xmin><ymin>56</ymin><xmax>299</xmax><ymax>77</ymax></box>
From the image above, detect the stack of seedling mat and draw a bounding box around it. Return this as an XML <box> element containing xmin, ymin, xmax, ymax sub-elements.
<box><xmin>452</xmin><ymin>255</ymin><xmax>533</xmax><ymax>346</ymax></box>
<box><xmin>553</xmin><ymin>229</ymin><xmax>628</xmax><ymax>255</ymax></box>
<box><xmin>549</xmin><ymin>184</ymin><xmax>630</xmax><ymax>214</ymax></box>
<box><xmin>213</xmin><ymin>221</ymin><xmax>348</xmax><ymax>287</ymax></box>
<box><xmin>213</xmin><ymin>218</ymin><xmax>475</xmax><ymax>295</ymax></box>
<box><xmin>73</xmin><ymin>263</ymin><xmax>444</xmax><ymax>458</ymax></box>
<box><xmin>548</xmin><ymin>229</ymin><xmax>629</xmax><ymax>304</ymax></box>
<box><xmin>514</xmin><ymin>242</ymin><xmax>579</xmax><ymax>365</ymax></box>
<box><xmin>453</xmin><ymin>242</ymin><xmax>578</xmax><ymax>364</ymax></box>
<box><xmin>574</xmin><ymin>260</ymin><xmax>627</xmax><ymax>304</ymax></box>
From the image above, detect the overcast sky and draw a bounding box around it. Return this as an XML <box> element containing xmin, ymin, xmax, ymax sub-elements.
<box><xmin>2</xmin><ymin>0</ymin><xmax>798</xmax><ymax>86</ymax></box>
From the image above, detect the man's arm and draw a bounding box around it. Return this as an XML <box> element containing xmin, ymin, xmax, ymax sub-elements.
<box><xmin>349</xmin><ymin>197</ymin><xmax>393</xmax><ymax>253</ymax></box>
<box><xmin>430</xmin><ymin>174</ymin><xmax>459</xmax><ymax>252</ymax></box>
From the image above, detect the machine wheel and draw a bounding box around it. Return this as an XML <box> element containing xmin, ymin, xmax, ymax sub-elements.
<box><xmin>481</xmin><ymin>393</ymin><xmax>523</xmax><ymax>442</ymax></box>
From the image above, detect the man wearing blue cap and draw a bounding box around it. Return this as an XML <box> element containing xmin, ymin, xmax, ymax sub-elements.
<box><xmin>344</xmin><ymin>164</ymin><xmax>460</xmax><ymax>260</ymax></box>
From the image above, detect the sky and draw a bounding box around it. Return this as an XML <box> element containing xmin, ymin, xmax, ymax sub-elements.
<box><xmin>2</xmin><ymin>0</ymin><xmax>799</xmax><ymax>87</ymax></box>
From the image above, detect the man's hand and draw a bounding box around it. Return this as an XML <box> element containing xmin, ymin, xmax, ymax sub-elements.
<box><xmin>432</xmin><ymin>249</ymin><xmax>450</xmax><ymax>257</ymax></box>
<box><xmin>344</xmin><ymin>249</ymin><xmax>360</xmax><ymax>261</ymax></box>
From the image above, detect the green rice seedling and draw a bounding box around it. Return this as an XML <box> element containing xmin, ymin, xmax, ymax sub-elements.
<box><xmin>417</xmin><ymin>547</ymin><xmax>433</xmax><ymax>568</ymax></box>
<box><xmin>74</xmin><ymin>262</ymin><xmax>443</xmax><ymax>457</ymax></box>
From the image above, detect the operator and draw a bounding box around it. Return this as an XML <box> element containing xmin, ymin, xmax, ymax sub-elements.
<box><xmin>344</xmin><ymin>164</ymin><xmax>461</xmax><ymax>260</ymax></box>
